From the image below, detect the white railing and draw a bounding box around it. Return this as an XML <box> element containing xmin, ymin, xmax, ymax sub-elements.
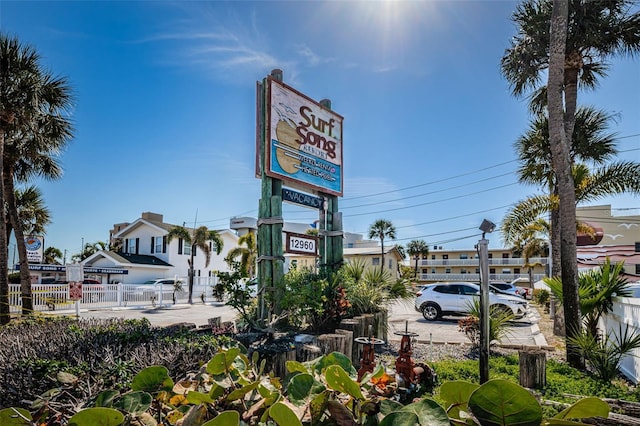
<box><xmin>602</xmin><ymin>297</ymin><xmax>640</xmax><ymax>384</ymax></box>
<box><xmin>418</xmin><ymin>257</ymin><xmax>549</xmax><ymax>267</ymax></box>
<box><xmin>417</xmin><ymin>273</ymin><xmax>546</xmax><ymax>283</ymax></box>
<box><xmin>8</xmin><ymin>282</ymin><xmax>221</xmax><ymax>313</ymax></box>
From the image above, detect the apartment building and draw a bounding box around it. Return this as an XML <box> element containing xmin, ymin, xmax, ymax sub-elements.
<box><xmin>415</xmin><ymin>247</ymin><xmax>548</xmax><ymax>284</ymax></box>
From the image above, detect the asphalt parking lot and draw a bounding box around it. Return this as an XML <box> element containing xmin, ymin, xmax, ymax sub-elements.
<box><xmin>47</xmin><ymin>299</ymin><xmax>547</xmax><ymax>348</ymax></box>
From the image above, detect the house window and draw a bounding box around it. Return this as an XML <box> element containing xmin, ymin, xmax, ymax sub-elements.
<box><xmin>635</xmin><ymin>242</ymin><xmax>640</xmax><ymax>252</ymax></box>
<box><xmin>442</xmin><ymin>254</ymin><xmax>449</xmax><ymax>259</ymax></box>
<box><xmin>127</xmin><ymin>239</ymin><xmax>136</xmax><ymax>254</ymax></box>
<box><xmin>372</xmin><ymin>257</ymin><xmax>380</xmax><ymax>266</ymax></box>
<box><xmin>461</xmin><ymin>269</ymin><xmax>467</xmax><ymax>274</ymax></box>
<box><xmin>155</xmin><ymin>237</ymin><xmax>163</xmax><ymax>253</ymax></box>
<box><xmin>445</xmin><ymin>268</ymin><xmax>451</xmax><ymax>274</ymax></box>
<box><xmin>476</xmin><ymin>268</ymin><xmax>480</xmax><ymax>274</ymax></box>
<box><xmin>431</xmin><ymin>254</ymin><xmax>435</xmax><ymax>260</ymax></box>
<box><xmin>489</xmin><ymin>268</ymin><xmax>495</xmax><ymax>274</ymax></box>
<box><xmin>388</xmin><ymin>259</ymin><xmax>392</xmax><ymax>269</ymax></box>
<box><xmin>502</xmin><ymin>269</ymin><xmax>511</xmax><ymax>274</ymax></box>
<box><xmin>460</xmin><ymin>254</ymin><xmax>468</xmax><ymax>259</ymax></box>
<box><xmin>488</xmin><ymin>253</ymin><xmax>493</xmax><ymax>259</ymax></box>
<box><xmin>183</xmin><ymin>243</ymin><xmax>191</xmax><ymax>256</ymax></box>
<box><xmin>431</xmin><ymin>268</ymin><xmax>436</xmax><ymax>273</ymax></box>
<box><xmin>514</xmin><ymin>268</ymin><xmax>521</xmax><ymax>274</ymax></box>
<box><xmin>636</xmin><ymin>264</ymin><xmax>640</xmax><ymax>274</ymax></box>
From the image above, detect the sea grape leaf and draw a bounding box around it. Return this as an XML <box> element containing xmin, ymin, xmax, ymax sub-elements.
<box><xmin>67</xmin><ymin>407</ymin><xmax>125</xmax><ymax>426</ymax></box>
<box><xmin>468</xmin><ymin>379</ymin><xmax>542</xmax><ymax>426</ymax></box>
<box><xmin>131</xmin><ymin>365</ymin><xmax>174</xmax><ymax>392</ymax></box>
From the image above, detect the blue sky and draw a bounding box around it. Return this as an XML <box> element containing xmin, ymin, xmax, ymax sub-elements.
<box><xmin>2</xmin><ymin>1</ymin><xmax>638</xmax><ymax>260</ymax></box>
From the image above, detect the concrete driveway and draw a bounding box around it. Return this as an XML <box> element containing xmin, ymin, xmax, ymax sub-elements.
<box><xmin>388</xmin><ymin>299</ymin><xmax>547</xmax><ymax>347</ymax></box>
<box><xmin>47</xmin><ymin>298</ymin><xmax>547</xmax><ymax>348</ymax></box>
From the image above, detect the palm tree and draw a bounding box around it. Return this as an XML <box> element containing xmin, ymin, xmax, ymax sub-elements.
<box><xmin>502</xmin><ymin>0</ymin><xmax>640</xmax><ymax>127</ymax></box>
<box><xmin>503</xmin><ymin>161</ymin><xmax>640</xmax><ymax>244</ymax></box>
<box><xmin>509</xmin><ymin>219</ymin><xmax>549</xmax><ymax>288</ymax></box>
<box><xmin>514</xmin><ymin>107</ymin><xmax>618</xmax><ymax>277</ymax></box>
<box><xmin>71</xmin><ymin>241</ymin><xmax>107</xmax><ymax>262</ymax></box>
<box><xmin>0</xmin><ymin>34</ymin><xmax>74</xmax><ymax>317</ymax></box>
<box><xmin>167</xmin><ymin>225</ymin><xmax>223</xmax><ymax>304</ymax></box>
<box><xmin>503</xmin><ymin>0</ymin><xmax>640</xmax><ymax>367</ymax></box>
<box><xmin>406</xmin><ymin>239</ymin><xmax>429</xmax><ymax>279</ymax></box>
<box><xmin>43</xmin><ymin>247</ymin><xmax>63</xmax><ymax>265</ymax></box>
<box><xmin>5</xmin><ymin>185</ymin><xmax>51</xmax><ymax>244</ymax></box>
<box><xmin>368</xmin><ymin>219</ymin><xmax>396</xmax><ymax>274</ymax></box>
<box><xmin>226</xmin><ymin>231</ymin><xmax>257</xmax><ymax>279</ymax></box>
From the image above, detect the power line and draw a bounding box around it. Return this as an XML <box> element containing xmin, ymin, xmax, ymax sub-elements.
<box><xmin>342</xmin><ymin>182</ymin><xmax>519</xmax><ymax>218</ymax></box>
<box><xmin>341</xmin><ymin>171</ymin><xmax>516</xmax><ymax>210</ymax></box>
<box><xmin>342</xmin><ymin>159</ymin><xmax>517</xmax><ymax>202</ymax></box>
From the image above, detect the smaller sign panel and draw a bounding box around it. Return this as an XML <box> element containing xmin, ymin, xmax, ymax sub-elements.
<box><xmin>285</xmin><ymin>232</ymin><xmax>318</xmax><ymax>256</ymax></box>
<box><xmin>69</xmin><ymin>282</ymin><xmax>82</xmax><ymax>301</ymax></box>
<box><xmin>25</xmin><ymin>236</ymin><xmax>44</xmax><ymax>263</ymax></box>
<box><xmin>282</xmin><ymin>187</ymin><xmax>324</xmax><ymax>210</ymax></box>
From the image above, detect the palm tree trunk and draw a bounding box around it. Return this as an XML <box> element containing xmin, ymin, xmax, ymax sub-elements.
<box><xmin>0</xmin><ymin>130</ymin><xmax>9</xmax><ymax>324</ymax></box>
<box><xmin>380</xmin><ymin>238</ymin><xmax>385</xmax><ymax>274</ymax></box>
<box><xmin>550</xmin><ymin>195</ymin><xmax>561</xmax><ymax>278</ymax></box>
<box><xmin>4</xmin><ymin>170</ymin><xmax>34</xmax><ymax>314</ymax></box>
<box><xmin>548</xmin><ymin>0</ymin><xmax>582</xmax><ymax>368</ymax></box>
<box><xmin>414</xmin><ymin>258</ymin><xmax>419</xmax><ymax>277</ymax></box>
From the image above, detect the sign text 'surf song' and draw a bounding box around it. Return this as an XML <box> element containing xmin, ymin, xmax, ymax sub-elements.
<box><xmin>266</xmin><ymin>78</ymin><xmax>343</xmax><ymax>196</ymax></box>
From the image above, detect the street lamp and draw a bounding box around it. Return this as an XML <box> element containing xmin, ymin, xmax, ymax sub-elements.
<box><xmin>478</xmin><ymin>219</ymin><xmax>495</xmax><ymax>384</ymax></box>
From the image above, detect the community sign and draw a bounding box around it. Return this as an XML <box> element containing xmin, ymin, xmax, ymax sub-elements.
<box><xmin>25</xmin><ymin>236</ymin><xmax>44</xmax><ymax>263</ymax></box>
<box><xmin>265</xmin><ymin>78</ymin><xmax>343</xmax><ymax>196</ymax></box>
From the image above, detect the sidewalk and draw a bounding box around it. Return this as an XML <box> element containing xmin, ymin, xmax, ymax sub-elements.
<box><xmin>47</xmin><ymin>301</ymin><xmax>237</xmax><ymax>328</ymax></box>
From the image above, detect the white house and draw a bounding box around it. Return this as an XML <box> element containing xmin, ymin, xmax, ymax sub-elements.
<box><xmin>82</xmin><ymin>212</ymin><xmax>238</xmax><ymax>284</ymax></box>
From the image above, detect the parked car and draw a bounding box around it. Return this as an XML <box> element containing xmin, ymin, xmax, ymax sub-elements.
<box><xmin>414</xmin><ymin>282</ymin><xmax>528</xmax><ymax>321</ymax></box>
<box><xmin>125</xmin><ymin>278</ymin><xmax>184</xmax><ymax>301</ymax></box>
<box><xmin>625</xmin><ymin>283</ymin><xmax>640</xmax><ymax>298</ymax></box>
<box><xmin>490</xmin><ymin>281</ymin><xmax>526</xmax><ymax>298</ymax></box>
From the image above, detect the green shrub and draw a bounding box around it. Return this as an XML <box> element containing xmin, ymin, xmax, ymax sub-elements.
<box><xmin>533</xmin><ymin>288</ymin><xmax>550</xmax><ymax>306</ymax></box>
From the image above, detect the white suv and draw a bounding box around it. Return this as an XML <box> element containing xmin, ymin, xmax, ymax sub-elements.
<box><xmin>414</xmin><ymin>282</ymin><xmax>528</xmax><ymax>321</ymax></box>
<box><xmin>125</xmin><ymin>278</ymin><xmax>184</xmax><ymax>301</ymax></box>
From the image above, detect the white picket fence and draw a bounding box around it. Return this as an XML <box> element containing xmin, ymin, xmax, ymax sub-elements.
<box><xmin>602</xmin><ymin>297</ymin><xmax>640</xmax><ymax>384</ymax></box>
<box><xmin>8</xmin><ymin>282</ymin><xmax>218</xmax><ymax>313</ymax></box>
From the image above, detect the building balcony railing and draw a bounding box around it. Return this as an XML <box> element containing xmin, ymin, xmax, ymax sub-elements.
<box><xmin>416</xmin><ymin>257</ymin><xmax>549</xmax><ymax>267</ymax></box>
<box><xmin>416</xmin><ymin>273</ymin><xmax>546</xmax><ymax>283</ymax></box>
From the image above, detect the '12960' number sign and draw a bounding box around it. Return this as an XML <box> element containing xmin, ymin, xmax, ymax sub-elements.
<box><xmin>285</xmin><ymin>232</ymin><xmax>318</xmax><ymax>256</ymax></box>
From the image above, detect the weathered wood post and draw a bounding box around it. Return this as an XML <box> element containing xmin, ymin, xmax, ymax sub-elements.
<box><xmin>318</xmin><ymin>98</ymin><xmax>343</xmax><ymax>277</ymax></box>
<box><xmin>256</xmin><ymin>69</ymin><xmax>286</xmax><ymax>321</ymax></box>
<box><xmin>519</xmin><ymin>349</ymin><xmax>547</xmax><ymax>389</ymax></box>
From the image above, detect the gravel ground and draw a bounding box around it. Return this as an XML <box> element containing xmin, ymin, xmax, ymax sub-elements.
<box><xmin>377</xmin><ymin>304</ymin><xmax>565</xmax><ymax>364</ymax></box>
<box><xmin>377</xmin><ymin>341</ymin><xmax>517</xmax><ymax>363</ymax></box>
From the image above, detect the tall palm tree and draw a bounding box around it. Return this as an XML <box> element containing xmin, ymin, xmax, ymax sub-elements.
<box><xmin>512</xmin><ymin>106</ymin><xmax>622</xmax><ymax>276</ymax></box>
<box><xmin>406</xmin><ymin>239</ymin><xmax>429</xmax><ymax>279</ymax></box>
<box><xmin>167</xmin><ymin>225</ymin><xmax>223</xmax><ymax>304</ymax></box>
<box><xmin>368</xmin><ymin>219</ymin><xmax>396</xmax><ymax>274</ymax></box>
<box><xmin>226</xmin><ymin>231</ymin><xmax>257</xmax><ymax>279</ymax></box>
<box><xmin>502</xmin><ymin>0</ymin><xmax>640</xmax><ymax>127</ymax></box>
<box><xmin>0</xmin><ymin>34</ymin><xmax>74</xmax><ymax>317</ymax></box>
<box><xmin>43</xmin><ymin>247</ymin><xmax>63</xmax><ymax>265</ymax></box>
<box><xmin>502</xmin><ymin>0</ymin><xmax>640</xmax><ymax>367</ymax></box>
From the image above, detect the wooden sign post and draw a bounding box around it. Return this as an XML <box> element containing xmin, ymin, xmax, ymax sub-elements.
<box><xmin>256</xmin><ymin>69</ymin><xmax>344</xmax><ymax>322</ymax></box>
